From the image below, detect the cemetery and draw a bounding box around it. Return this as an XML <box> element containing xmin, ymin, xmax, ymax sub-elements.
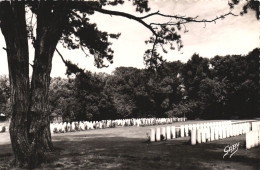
<box><xmin>0</xmin><ymin>0</ymin><xmax>259</xmax><ymax>169</ymax></box>
<box><xmin>149</xmin><ymin>120</ymin><xmax>260</xmax><ymax>150</ymax></box>
<box><xmin>0</xmin><ymin>118</ymin><xmax>260</xmax><ymax>169</ymax></box>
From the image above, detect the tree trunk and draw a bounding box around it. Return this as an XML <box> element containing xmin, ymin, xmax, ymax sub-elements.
<box><xmin>28</xmin><ymin>1</ymin><xmax>69</xmax><ymax>152</ymax></box>
<box><xmin>0</xmin><ymin>2</ymin><xmax>38</xmax><ymax>168</ymax></box>
<box><xmin>0</xmin><ymin>2</ymin><xmax>68</xmax><ymax>168</ymax></box>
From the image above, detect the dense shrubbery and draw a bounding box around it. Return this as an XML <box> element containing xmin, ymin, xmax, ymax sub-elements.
<box><xmin>0</xmin><ymin>48</ymin><xmax>259</xmax><ymax>121</ymax></box>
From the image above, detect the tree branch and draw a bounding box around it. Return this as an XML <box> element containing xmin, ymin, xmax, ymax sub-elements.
<box><xmin>73</xmin><ymin>2</ymin><xmax>238</xmax><ymax>69</ymax></box>
<box><xmin>139</xmin><ymin>10</ymin><xmax>194</xmax><ymax>20</ymax></box>
<box><xmin>55</xmin><ymin>48</ymin><xmax>67</xmax><ymax>65</ymax></box>
<box><xmin>55</xmin><ymin>48</ymin><xmax>85</xmax><ymax>75</ymax></box>
<box><xmin>139</xmin><ymin>10</ymin><xmax>160</xmax><ymax>19</ymax></box>
<box><xmin>89</xmin><ymin>6</ymin><xmax>157</xmax><ymax>36</ymax></box>
<box><xmin>89</xmin><ymin>5</ymin><xmax>237</xmax><ymax>35</ymax></box>
<box><xmin>80</xmin><ymin>46</ymin><xmax>89</xmax><ymax>57</ymax></box>
<box><xmin>150</xmin><ymin>12</ymin><xmax>238</xmax><ymax>26</ymax></box>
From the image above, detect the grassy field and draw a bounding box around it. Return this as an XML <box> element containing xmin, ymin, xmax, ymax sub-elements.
<box><xmin>0</xmin><ymin>120</ymin><xmax>259</xmax><ymax>169</ymax></box>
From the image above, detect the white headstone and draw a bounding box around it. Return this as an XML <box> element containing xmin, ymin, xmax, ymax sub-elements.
<box><xmin>180</xmin><ymin>125</ymin><xmax>185</xmax><ymax>138</ymax></box>
<box><xmin>171</xmin><ymin>126</ymin><xmax>176</xmax><ymax>139</ymax></box>
<box><xmin>71</xmin><ymin>122</ymin><xmax>75</xmax><ymax>131</ymax></box>
<box><xmin>201</xmin><ymin>129</ymin><xmax>206</xmax><ymax>143</ymax></box>
<box><xmin>137</xmin><ymin>120</ymin><xmax>140</xmax><ymax>127</ymax></box>
<box><xmin>188</xmin><ymin>124</ymin><xmax>193</xmax><ymax>131</ymax></box>
<box><xmin>150</xmin><ymin>128</ymin><xmax>155</xmax><ymax>142</ymax></box>
<box><xmin>246</xmin><ymin>131</ymin><xmax>252</xmax><ymax>149</ymax></box>
<box><xmin>219</xmin><ymin>127</ymin><xmax>223</xmax><ymax>139</ymax></box>
<box><xmin>80</xmin><ymin>122</ymin><xmax>84</xmax><ymax>130</ymax></box>
<box><xmin>191</xmin><ymin>129</ymin><xmax>196</xmax><ymax>145</ymax></box>
<box><xmin>253</xmin><ymin>131</ymin><xmax>258</xmax><ymax>147</ymax></box>
<box><xmin>196</xmin><ymin>129</ymin><xmax>201</xmax><ymax>144</ymax></box>
<box><xmin>166</xmin><ymin>126</ymin><xmax>171</xmax><ymax>140</ymax></box>
<box><xmin>156</xmin><ymin>127</ymin><xmax>161</xmax><ymax>141</ymax></box>
<box><xmin>210</xmin><ymin>127</ymin><xmax>214</xmax><ymax>141</ymax></box>
<box><xmin>223</xmin><ymin>128</ymin><xmax>226</xmax><ymax>139</ymax></box>
<box><xmin>215</xmin><ymin>127</ymin><xmax>219</xmax><ymax>140</ymax></box>
<box><xmin>62</xmin><ymin>122</ymin><xmax>67</xmax><ymax>132</ymax></box>
<box><xmin>206</xmin><ymin>128</ymin><xmax>210</xmax><ymax>142</ymax></box>
<box><xmin>161</xmin><ymin>127</ymin><xmax>166</xmax><ymax>140</ymax></box>
<box><xmin>59</xmin><ymin>123</ymin><xmax>64</xmax><ymax>133</ymax></box>
<box><xmin>226</xmin><ymin>126</ymin><xmax>230</xmax><ymax>138</ymax></box>
<box><xmin>229</xmin><ymin>125</ymin><xmax>233</xmax><ymax>137</ymax></box>
<box><xmin>238</xmin><ymin>124</ymin><xmax>242</xmax><ymax>135</ymax></box>
<box><xmin>184</xmin><ymin>125</ymin><xmax>189</xmax><ymax>137</ymax></box>
<box><xmin>232</xmin><ymin>125</ymin><xmax>236</xmax><ymax>136</ymax></box>
<box><xmin>67</xmin><ymin>122</ymin><xmax>71</xmax><ymax>132</ymax></box>
<box><xmin>50</xmin><ymin>124</ymin><xmax>54</xmax><ymax>134</ymax></box>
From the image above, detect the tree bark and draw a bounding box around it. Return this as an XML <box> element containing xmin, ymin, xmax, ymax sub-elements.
<box><xmin>0</xmin><ymin>2</ymin><xmax>37</xmax><ymax>168</ymax></box>
<box><xmin>28</xmin><ymin>2</ymin><xmax>68</xmax><ymax>152</ymax></box>
<box><xmin>0</xmin><ymin>2</ymin><xmax>68</xmax><ymax>168</ymax></box>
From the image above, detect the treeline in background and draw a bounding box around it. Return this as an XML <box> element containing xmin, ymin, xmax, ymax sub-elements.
<box><xmin>0</xmin><ymin>48</ymin><xmax>259</xmax><ymax>121</ymax></box>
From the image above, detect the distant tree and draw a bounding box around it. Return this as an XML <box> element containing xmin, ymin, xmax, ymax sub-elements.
<box><xmin>169</xmin><ymin>100</ymin><xmax>200</xmax><ymax>119</ymax></box>
<box><xmin>74</xmin><ymin>71</ymin><xmax>112</xmax><ymax>121</ymax></box>
<box><xmin>209</xmin><ymin>48</ymin><xmax>259</xmax><ymax>118</ymax></box>
<box><xmin>104</xmin><ymin>61</ymin><xmax>184</xmax><ymax>118</ymax></box>
<box><xmin>49</xmin><ymin>77</ymin><xmax>79</xmax><ymax>121</ymax></box>
<box><xmin>145</xmin><ymin>62</ymin><xmax>184</xmax><ymax>117</ymax></box>
<box><xmin>105</xmin><ymin>67</ymin><xmax>145</xmax><ymax>118</ymax></box>
<box><xmin>181</xmin><ymin>54</ymin><xmax>211</xmax><ymax>100</ymax></box>
<box><xmin>198</xmin><ymin>78</ymin><xmax>228</xmax><ymax>119</ymax></box>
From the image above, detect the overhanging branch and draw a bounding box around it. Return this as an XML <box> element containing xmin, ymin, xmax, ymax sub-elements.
<box><xmin>150</xmin><ymin>12</ymin><xmax>238</xmax><ymax>26</ymax></box>
<box><xmin>91</xmin><ymin>7</ymin><xmax>157</xmax><ymax>36</ymax></box>
<box><xmin>73</xmin><ymin>2</ymin><xmax>238</xmax><ymax>68</ymax></box>
<box><xmin>88</xmin><ymin>6</ymin><xmax>237</xmax><ymax>37</ymax></box>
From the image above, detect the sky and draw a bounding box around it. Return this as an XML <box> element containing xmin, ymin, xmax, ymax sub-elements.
<box><xmin>0</xmin><ymin>0</ymin><xmax>259</xmax><ymax>78</ymax></box>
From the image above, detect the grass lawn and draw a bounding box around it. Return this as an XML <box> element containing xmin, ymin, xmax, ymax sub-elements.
<box><xmin>0</xmin><ymin>120</ymin><xmax>259</xmax><ymax>169</ymax></box>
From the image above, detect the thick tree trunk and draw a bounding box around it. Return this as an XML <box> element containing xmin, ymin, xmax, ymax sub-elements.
<box><xmin>28</xmin><ymin>2</ymin><xmax>68</xmax><ymax>152</ymax></box>
<box><xmin>0</xmin><ymin>2</ymin><xmax>38</xmax><ymax>168</ymax></box>
<box><xmin>0</xmin><ymin>2</ymin><xmax>68</xmax><ymax>168</ymax></box>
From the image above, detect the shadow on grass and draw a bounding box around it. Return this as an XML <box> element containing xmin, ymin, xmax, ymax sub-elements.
<box><xmin>48</xmin><ymin>135</ymin><xmax>260</xmax><ymax>170</ymax></box>
<box><xmin>0</xmin><ymin>134</ymin><xmax>259</xmax><ymax>169</ymax></box>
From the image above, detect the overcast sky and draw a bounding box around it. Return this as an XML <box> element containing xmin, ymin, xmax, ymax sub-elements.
<box><xmin>0</xmin><ymin>1</ymin><xmax>258</xmax><ymax>78</ymax></box>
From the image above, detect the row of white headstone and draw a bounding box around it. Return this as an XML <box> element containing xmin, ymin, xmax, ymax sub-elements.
<box><xmin>0</xmin><ymin>125</ymin><xmax>6</xmax><ymax>133</ymax></box>
<box><xmin>246</xmin><ymin>121</ymin><xmax>260</xmax><ymax>149</ymax></box>
<box><xmin>150</xmin><ymin>126</ymin><xmax>176</xmax><ymax>141</ymax></box>
<box><xmin>150</xmin><ymin>121</ymin><xmax>232</xmax><ymax>142</ymax></box>
<box><xmin>190</xmin><ymin>122</ymin><xmax>251</xmax><ymax>145</ymax></box>
<box><xmin>50</xmin><ymin>117</ymin><xmax>186</xmax><ymax>134</ymax></box>
<box><xmin>149</xmin><ymin>121</ymin><xmax>251</xmax><ymax>142</ymax></box>
<box><xmin>138</xmin><ymin>117</ymin><xmax>187</xmax><ymax>126</ymax></box>
<box><xmin>50</xmin><ymin>121</ymin><xmax>95</xmax><ymax>133</ymax></box>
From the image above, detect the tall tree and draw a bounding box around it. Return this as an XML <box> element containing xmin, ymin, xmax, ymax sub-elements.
<box><xmin>0</xmin><ymin>1</ymin><xmax>238</xmax><ymax>168</ymax></box>
<box><xmin>181</xmin><ymin>54</ymin><xmax>211</xmax><ymax>100</ymax></box>
<box><xmin>48</xmin><ymin>77</ymin><xmax>79</xmax><ymax>121</ymax></box>
<box><xmin>209</xmin><ymin>48</ymin><xmax>259</xmax><ymax>118</ymax></box>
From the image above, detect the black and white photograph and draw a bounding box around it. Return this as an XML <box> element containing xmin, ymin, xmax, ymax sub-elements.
<box><xmin>0</xmin><ymin>0</ymin><xmax>259</xmax><ymax>169</ymax></box>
